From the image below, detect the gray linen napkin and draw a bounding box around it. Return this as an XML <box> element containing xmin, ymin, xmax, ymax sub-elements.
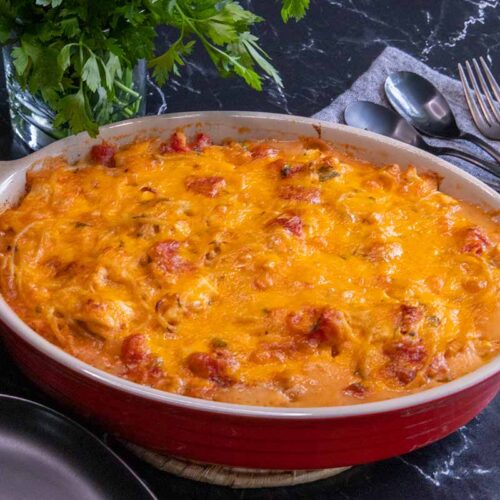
<box><xmin>313</xmin><ymin>46</ymin><xmax>498</xmax><ymax>186</ymax></box>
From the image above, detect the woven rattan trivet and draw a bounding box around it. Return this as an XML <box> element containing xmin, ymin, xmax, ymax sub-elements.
<box><xmin>126</xmin><ymin>443</ymin><xmax>350</xmax><ymax>488</ymax></box>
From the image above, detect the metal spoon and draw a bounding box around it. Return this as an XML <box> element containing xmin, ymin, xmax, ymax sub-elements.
<box><xmin>384</xmin><ymin>71</ymin><xmax>500</xmax><ymax>164</ymax></box>
<box><xmin>343</xmin><ymin>101</ymin><xmax>500</xmax><ymax>181</ymax></box>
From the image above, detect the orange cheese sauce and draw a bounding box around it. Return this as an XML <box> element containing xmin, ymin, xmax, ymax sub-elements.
<box><xmin>0</xmin><ymin>133</ymin><xmax>498</xmax><ymax>407</ymax></box>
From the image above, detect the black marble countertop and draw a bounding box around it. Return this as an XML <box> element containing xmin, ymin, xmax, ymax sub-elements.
<box><xmin>0</xmin><ymin>1</ymin><xmax>499</xmax><ymax>499</ymax></box>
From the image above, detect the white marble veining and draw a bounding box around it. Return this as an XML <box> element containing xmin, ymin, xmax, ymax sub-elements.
<box><xmin>424</xmin><ymin>0</ymin><xmax>499</xmax><ymax>57</ymax></box>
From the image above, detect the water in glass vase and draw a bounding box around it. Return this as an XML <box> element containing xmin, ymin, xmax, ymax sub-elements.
<box><xmin>2</xmin><ymin>47</ymin><xmax>147</xmax><ymax>151</ymax></box>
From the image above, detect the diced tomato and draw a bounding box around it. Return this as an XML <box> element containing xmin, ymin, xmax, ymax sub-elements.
<box><xmin>120</xmin><ymin>335</ymin><xmax>165</xmax><ymax>386</ymax></box>
<box><xmin>278</xmin><ymin>185</ymin><xmax>320</xmax><ymax>204</ymax></box>
<box><xmin>121</xmin><ymin>334</ymin><xmax>150</xmax><ymax>367</ymax></box>
<box><xmin>191</xmin><ymin>133</ymin><xmax>212</xmax><ymax>151</ymax></box>
<box><xmin>392</xmin><ymin>366</ymin><xmax>418</xmax><ymax>385</ymax></box>
<box><xmin>186</xmin><ymin>351</ymin><xmax>228</xmax><ymax>380</ymax></box>
<box><xmin>149</xmin><ymin>239</ymin><xmax>192</xmax><ymax>274</ymax></box>
<box><xmin>187</xmin><ymin>352</ymin><xmax>217</xmax><ymax>378</ymax></box>
<box><xmin>343</xmin><ymin>382</ymin><xmax>367</xmax><ymax>398</ymax></box>
<box><xmin>169</xmin><ymin>131</ymin><xmax>190</xmax><ymax>152</ymax></box>
<box><xmin>462</xmin><ymin>227</ymin><xmax>490</xmax><ymax>255</ymax></box>
<box><xmin>285</xmin><ymin>306</ymin><xmax>347</xmax><ymax>354</ymax></box>
<box><xmin>185</xmin><ymin>176</ymin><xmax>226</xmax><ymax>197</ymax></box>
<box><xmin>153</xmin><ymin>239</ymin><xmax>180</xmax><ymax>254</ymax></box>
<box><xmin>389</xmin><ymin>341</ymin><xmax>427</xmax><ymax>363</ymax></box>
<box><xmin>270</xmin><ymin>214</ymin><xmax>303</xmax><ymax>236</ymax></box>
<box><xmin>398</xmin><ymin>304</ymin><xmax>424</xmax><ymax>335</ymax></box>
<box><xmin>384</xmin><ymin>340</ymin><xmax>427</xmax><ymax>385</ymax></box>
<box><xmin>160</xmin><ymin>132</ymin><xmax>213</xmax><ymax>153</ymax></box>
<box><xmin>160</xmin><ymin>131</ymin><xmax>190</xmax><ymax>153</ymax></box>
<box><xmin>310</xmin><ymin>308</ymin><xmax>345</xmax><ymax>346</ymax></box>
<box><xmin>186</xmin><ymin>350</ymin><xmax>238</xmax><ymax>388</ymax></box>
<box><xmin>90</xmin><ymin>142</ymin><xmax>116</xmax><ymax>167</ymax></box>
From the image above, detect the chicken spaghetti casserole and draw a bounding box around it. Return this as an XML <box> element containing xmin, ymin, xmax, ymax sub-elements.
<box><xmin>0</xmin><ymin>132</ymin><xmax>498</xmax><ymax>406</ymax></box>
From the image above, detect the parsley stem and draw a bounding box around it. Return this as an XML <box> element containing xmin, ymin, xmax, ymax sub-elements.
<box><xmin>115</xmin><ymin>80</ymin><xmax>140</xmax><ymax>99</ymax></box>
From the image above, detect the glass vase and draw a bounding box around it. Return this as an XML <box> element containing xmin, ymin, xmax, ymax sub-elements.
<box><xmin>2</xmin><ymin>46</ymin><xmax>146</xmax><ymax>151</ymax></box>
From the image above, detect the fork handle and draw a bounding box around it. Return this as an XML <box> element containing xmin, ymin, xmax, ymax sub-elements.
<box><xmin>459</xmin><ymin>131</ymin><xmax>500</xmax><ymax>164</ymax></box>
<box><xmin>429</xmin><ymin>145</ymin><xmax>500</xmax><ymax>178</ymax></box>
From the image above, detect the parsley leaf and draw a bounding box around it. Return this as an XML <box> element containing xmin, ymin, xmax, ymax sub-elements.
<box><xmin>281</xmin><ymin>0</ymin><xmax>310</xmax><ymax>22</ymax></box>
<box><xmin>239</xmin><ymin>33</ymin><xmax>283</xmax><ymax>87</ymax></box>
<box><xmin>12</xmin><ymin>46</ymin><xmax>29</xmax><ymax>76</ymax></box>
<box><xmin>57</xmin><ymin>44</ymin><xmax>74</xmax><ymax>73</ymax></box>
<box><xmin>54</xmin><ymin>89</ymin><xmax>99</xmax><ymax>136</ymax></box>
<box><xmin>60</xmin><ymin>17</ymin><xmax>80</xmax><ymax>38</ymax></box>
<box><xmin>149</xmin><ymin>39</ymin><xmax>195</xmax><ymax>86</ymax></box>
<box><xmin>105</xmin><ymin>53</ymin><xmax>122</xmax><ymax>87</ymax></box>
<box><xmin>82</xmin><ymin>54</ymin><xmax>101</xmax><ymax>92</ymax></box>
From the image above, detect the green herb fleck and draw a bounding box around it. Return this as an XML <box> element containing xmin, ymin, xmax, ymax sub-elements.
<box><xmin>210</xmin><ymin>338</ymin><xmax>228</xmax><ymax>349</ymax></box>
<box><xmin>318</xmin><ymin>165</ymin><xmax>340</xmax><ymax>182</ymax></box>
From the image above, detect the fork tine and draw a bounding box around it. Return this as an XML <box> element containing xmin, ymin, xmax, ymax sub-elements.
<box><xmin>480</xmin><ymin>56</ymin><xmax>500</xmax><ymax>102</ymax></box>
<box><xmin>465</xmin><ymin>60</ymin><xmax>495</xmax><ymax>126</ymax></box>
<box><xmin>458</xmin><ymin>63</ymin><xmax>486</xmax><ymax>129</ymax></box>
<box><xmin>473</xmin><ymin>58</ymin><xmax>500</xmax><ymax>123</ymax></box>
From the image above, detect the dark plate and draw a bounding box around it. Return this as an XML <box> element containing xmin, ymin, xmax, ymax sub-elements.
<box><xmin>0</xmin><ymin>394</ymin><xmax>157</xmax><ymax>500</ymax></box>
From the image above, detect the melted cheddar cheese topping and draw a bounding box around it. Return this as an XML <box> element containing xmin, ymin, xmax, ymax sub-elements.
<box><xmin>0</xmin><ymin>133</ymin><xmax>498</xmax><ymax>407</ymax></box>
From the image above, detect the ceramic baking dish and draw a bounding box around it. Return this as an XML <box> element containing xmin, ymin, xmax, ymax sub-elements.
<box><xmin>0</xmin><ymin>111</ymin><xmax>498</xmax><ymax>469</ymax></box>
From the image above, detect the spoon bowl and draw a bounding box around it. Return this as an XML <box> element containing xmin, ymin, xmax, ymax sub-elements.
<box><xmin>385</xmin><ymin>71</ymin><xmax>460</xmax><ymax>138</ymax></box>
<box><xmin>344</xmin><ymin>100</ymin><xmax>424</xmax><ymax>147</ymax></box>
<box><xmin>385</xmin><ymin>71</ymin><xmax>500</xmax><ymax>164</ymax></box>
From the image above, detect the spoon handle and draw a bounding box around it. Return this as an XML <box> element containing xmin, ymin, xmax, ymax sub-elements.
<box><xmin>429</xmin><ymin>145</ymin><xmax>500</xmax><ymax>178</ymax></box>
<box><xmin>459</xmin><ymin>132</ymin><xmax>500</xmax><ymax>164</ymax></box>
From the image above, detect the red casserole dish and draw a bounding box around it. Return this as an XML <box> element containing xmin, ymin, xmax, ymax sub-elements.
<box><xmin>0</xmin><ymin>111</ymin><xmax>498</xmax><ymax>469</ymax></box>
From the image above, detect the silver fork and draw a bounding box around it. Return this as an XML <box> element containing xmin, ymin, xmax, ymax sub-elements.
<box><xmin>458</xmin><ymin>57</ymin><xmax>500</xmax><ymax>140</ymax></box>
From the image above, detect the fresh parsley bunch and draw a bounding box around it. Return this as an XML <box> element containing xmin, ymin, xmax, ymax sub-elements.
<box><xmin>0</xmin><ymin>0</ymin><xmax>309</xmax><ymax>137</ymax></box>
